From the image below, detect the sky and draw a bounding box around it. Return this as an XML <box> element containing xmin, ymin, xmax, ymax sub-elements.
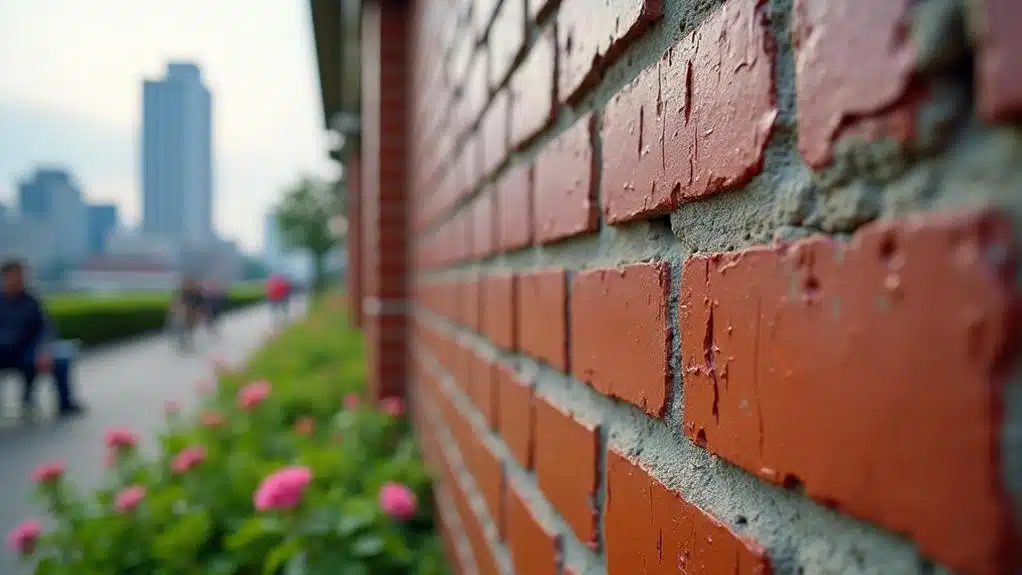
<box><xmin>0</xmin><ymin>0</ymin><xmax>338</xmax><ymax>253</ymax></box>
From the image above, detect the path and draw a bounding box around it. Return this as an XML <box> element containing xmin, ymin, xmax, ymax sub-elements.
<box><xmin>0</xmin><ymin>301</ymin><xmax>304</xmax><ymax>573</ymax></box>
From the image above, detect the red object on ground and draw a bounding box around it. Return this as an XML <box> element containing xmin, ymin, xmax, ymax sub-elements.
<box><xmin>266</xmin><ymin>275</ymin><xmax>289</xmax><ymax>301</ymax></box>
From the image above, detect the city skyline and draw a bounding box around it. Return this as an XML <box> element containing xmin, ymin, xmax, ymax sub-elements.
<box><xmin>0</xmin><ymin>0</ymin><xmax>336</xmax><ymax>252</ymax></box>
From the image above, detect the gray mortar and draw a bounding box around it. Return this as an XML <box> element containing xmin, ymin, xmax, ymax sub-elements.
<box><xmin>411</xmin><ymin>0</ymin><xmax>1022</xmax><ymax>568</ymax></box>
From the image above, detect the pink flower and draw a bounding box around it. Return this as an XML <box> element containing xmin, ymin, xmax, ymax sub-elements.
<box><xmin>104</xmin><ymin>428</ymin><xmax>138</xmax><ymax>450</ymax></box>
<box><xmin>237</xmin><ymin>380</ymin><xmax>271</xmax><ymax>410</ymax></box>
<box><xmin>7</xmin><ymin>519</ymin><xmax>41</xmax><ymax>556</ymax></box>
<box><xmin>114</xmin><ymin>485</ymin><xmax>146</xmax><ymax>513</ymax></box>
<box><xmin>253</xmin><ymin>466</ymin><xmax>312</xmax><ymax>511</ymax></box>
<box><xmin>200</xmin><ymin>411</ymin><xmax>225</xmax><ymax>428</ymax></box>
<box><xmin>380</xmin><ymin>396</ymin><xmax>405</xmax><ymax>417</ymax></box>
<box><xmin>378</xmin><ymin>482</ymin><xmax>417</xmax><ymax>520</ymax></box>
<box><xmin>171</xmin><ymin>446</ymin><xmax>207</xmax><ymax>475</ymax></box>
<box><xmin>343</xmin><ymin>393</ymin><xmax>360</xmax><ymax>410</ymax></box>
<box><xmin>31</xmin><ymin>460</ymin><xmax>64</xmax><ymax>484</ymax></box>
<box><xmin>165</xmin><ymin>400</ymin><xmax>181</xmax><ymax>415</ymax></box>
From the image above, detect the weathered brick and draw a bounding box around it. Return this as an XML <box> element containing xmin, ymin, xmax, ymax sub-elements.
<box><xmin>509</xmin><ymin>27</ymin><xmax>555</xmax><ymax>148</ymax></box>
<box><xmin>534</xmin><ymin>397</ymin><xmax>600</xmax><ymax>545</ymax></box>
<box><xmin>974</xmin><ymin>0</ymin><xmax>1022</xmax><ymax>121</ymax></box>
<box><xmin>471</xmin><ymin>192</ymin><xmax>495</xmax><ymax>259</ymax></box>
<box><xmin>571</xmin><ymin>262</ymin><xmax>671</xmax><ymax>416</ymax></box>
<box><xmin>480</xmin><ymin>91</ymin><xmax>508</xmax><ymax>179</ymax></box>
<box><xmin>679</xmin><ymin>209</ymin><xmax>1018</xmax><ymax>575</ymax></box>
<box><xmin>481</xmin><ymin>273</ymin><xmax>517</xmax><ymax>350</ymax></box>
<box><xmin>517</xmin><ymin>269</ymin><xmax>568</xmax><ymax>371</ymax></box>
<box><xmin>606</xmin><ymin>449</ymin><xmax>772</xmax><ymax>574</ymax></box>
<box><xmin>533</xmin><ymin>113</ymin><xmax>599</xmax><ymax>243</ymax></box>
<box><xmin>496</xmin><ymin>163</ymin><xmax>533</xmax><ymax>252</ymax></box>
<box><xmin>496</xmin><ymin>362</ymin><xmax>534</xmax><ymax>470</ymax></box>
<box><xmin>489</xmin><ymin>0</ymin><xmax>526</xmax><ymax>89</ymax></box>
<box><xmin>506</xmin><ymin>483</ymin><xmax>559</xmax><ymax>575</ymax></box>
<box><xmin>557</xmin><ymin>0</ymin><xmax>663</xmax><ymax>103</ymax></box>
<box><xmin>602</xmin><ymin>0</ymin><xmax>776</xmax><ymax>223</ymax></box>
<box><xmin>792</xmin><ymin>0</ymin><xmax>916</xmax><ymax>168</ymax></box>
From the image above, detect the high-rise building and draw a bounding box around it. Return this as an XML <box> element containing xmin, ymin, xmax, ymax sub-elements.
<box><xmin>86</xmin><ymin>204</ymin><xmax>119</xmax><ymax>255</ymax></box>
<box><xmin>142</xmin><ymin>62</ymin><xmax>213</xmax><ymax>242</ymax></box>
<box><xmin>16</xmin><ymin>168</ymin><xmax>88</xmax><ymax>265</ymax></box>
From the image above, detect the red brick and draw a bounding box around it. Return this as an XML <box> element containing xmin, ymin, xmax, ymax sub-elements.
<box><xmin>517</xmin><ymin>269</ymin><xmax>569</xmax><ymax>371</ymax></box>
<box><xmin>467</xmin><ymin>350</ymin><xmax>498</xmax><ymax>428</ymax></box>
<box><xmin>506</xmin><ymin>483</ymin><xmax>559</xmax><ymax>575</ymax></box>
<box><xmin>489</xmin><ymin>0</ymin><xmax>526</xmax><ymax>88</ymax></box>
<box><xmin>975</xmin><ymin>0</ymin><xmax>1022</xmax><ymax>121</ymax></box>
<box><xmin>571</xmin><ymin>262</ymin><xmax>671</xmax><ymax>417</ymax></box>
<box><xmin>792</xmin><ymin>0</ymin><xmax>916</xmax><ymax>168</ymax></box>
<box><xmin>481</xmin><ymin>273</ymin><xmax>517</xmax><ymax>350</ymax></box>
<box><xmin>509</xmin><ymin>27</ymin><xmax>555</xmax><ymax>148</ymax></box>
<box><xmin>496</xmin><ymin>362</ymin><xmax>534</xmax><ymax>470</ymax></box>
<box><xmin>533</xmin><ymin>113</ymin><xmax>599</xmax><ymax>243</ymax></box>
<box><xmin>460</xmin><ymin>274</ymin><xmax>481</xmax><ymax>330</ymax></box>
<box><xmin>679</xmin><ymin>209</ymin><xmax>1019</xmax><ymax>575</ymax></box>
<box><xmin>496</xmin><ymin>163</ymin><xmax>534</xmax><ymax>252</ymax></box>
<box><xmin>606</xmin><ymin>449</ymin><xmax>772</xmax><ymax>574</ymax></box>
<box><xmin>534</xmin><ymin>397</ymin><xmax>600</xmax><ymax>545</ymax></box>
<box><xmin>601</xmin><ymin>0</ymin><xmax>776</xmax><ymax>223</ymax></box>
<box><xmin>480</xmin><ymin>91</ymin><xmax>508</xmax><ymax>178</ymax></box>
<box><xmin>464</xmin><ymin>430</ymin><xmax>504</xmax><ymax>535</ymax></box>
<box><xmin>557</xmin><ymin>0</ymin><xmax>663</xmax><ymax>103</ymax></box>
<box><xmin>471</xmin><ymin>193</ymin><xmax>495</xmax><ymax>259</ymax></box>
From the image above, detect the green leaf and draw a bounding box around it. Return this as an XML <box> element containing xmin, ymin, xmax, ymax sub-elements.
<box><xmin>337</xmin><ymin>513</ymin><xmax>372</xmax><ymax>536</ymax></box>
<box><xmin>227</xmin><ymin>516</ymin><xmax>281</xmax><ymax>550</ymax></box>
<box><xmin>264</xmin><ymin>538</ymin><xmax>302</xmax><ymax>575</ymax></box>
<box><xmin>350</xmin><ymin>534</ymin><xmax>384</xmax><ymax>558</ymax></box>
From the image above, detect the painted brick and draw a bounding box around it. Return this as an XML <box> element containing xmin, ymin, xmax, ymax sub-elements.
<box><xmin>571</xmin><ymin>262</ymin><xmax>671</xmax><ymax>417</ymax></box>
<box><xmin>533</xmin><ymin>113</ymin><xmax>599</xmax><ymax>244</ymax></box>
<box><xmin>679</xmin><ymin>209</ymin><xmax>1019</xmax><ymax>575</ymax></box>
<box><xmin>974</xmin><ymin>0</ymin><xmax>1022</xmax><ymax>121</ymax></box>
<box><xmin>534</xmin><ymin>396</ymin><xmax>600</xmax><ymax>545</ymax></box>
<box><xmin>506</xmin><ymin>483</ymin><xmax>559</xmax><ymax>575</ymax></box>
<box><xmin>557</xmin><ymin>0</ymin><xmax>663</xmax><ymax>103</ymax></box>
<box><xmin>461</xmin><ymin>51</ymin><xmax>489</xmax><ymax>134</ymax></box>
<box><xmin>509</xmin><ymin>27</ymin><xmax>555</xmax><ymax>148</ymax></box>
<box><xmin>601</xmin><ymin>0</ymin><xmax>776</xmax><ymax>223</ymax></box>
<box><xmin>606</xmin><ymin>449</ymin><xmax>772</xmax><ymax>574</ymax></box>
<box><xmin>481</xmin><ymin>273</ymin><xmax>517</xmax><ymax>350</ymax></box>
<box><xmin>489</xmin><ymin>0</ymin><xmax>526</xmax><ymax>89</ymax></box>
<box><xmin>471</xmin><ymin>192</ymin><xmax>495</xmax><ymax>259</ymax></box>
<box><xmin>474</xmin><ymin>0</ymin><xmax>499</xmax><ymax>38</ymax></box>
<box><xmin>496</xmin><ymin>163</ymin><xmax>534</xmax><ymax>252</ymax></box>
<box><xmin>496</xmin><ymin>362</ymin><xmax>534</xmax><ymax>470</ymax></box>
<box><xmin>528</xmin><ymin>0</ymin><xmax>559</xmax><ymax>21</ymax></box>
<box><xmin>480</xmin><ymin>91</ymin><xmax>508</xmax><ymax>178</ymax></box>
<box><xmin>792</xmin><ymin>0</ymin><xmax>916</xmax><ymax>168</ymax></box>
<box><xmin>517</xmin><ymin>269</ymin><xmax>569</xmax><ymax>371</ymax></box>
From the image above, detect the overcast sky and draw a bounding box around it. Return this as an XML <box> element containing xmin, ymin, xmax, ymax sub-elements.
<box><xmin>0</xmin><ymin>0</ymin><xmax>337</xmax><ymax>252</ymax></box>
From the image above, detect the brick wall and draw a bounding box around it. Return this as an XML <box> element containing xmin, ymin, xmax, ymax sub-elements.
<box><xmin>355</xmin><ymin>0</ymin><xmax>1022</xmax><ymax>573</ymax></box>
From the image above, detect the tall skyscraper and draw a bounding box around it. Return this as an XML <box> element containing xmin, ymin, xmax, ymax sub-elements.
<box><xmin>142</xmin><ymin>62</ymin><xmax>213</xmax><ymax>241</ymax></box>
<box><xmin>16</xmin><ymin>168</ymin><xmax>88</xmax><ymax>265</ymax></box>
<box><xmin>86</xmin><ymin>204</ymin><xmax>119</xmax><ymax>255</ymax></box>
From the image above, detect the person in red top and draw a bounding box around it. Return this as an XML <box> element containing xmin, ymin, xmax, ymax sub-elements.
<box><xmin>265</xmin><ymin>274</ymin><xmax>291</xmax><ymax>321</ymax></box>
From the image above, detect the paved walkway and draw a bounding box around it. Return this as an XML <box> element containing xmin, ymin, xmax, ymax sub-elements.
<box><xmin>0</xmin><ymin>301</ymin><xmax>304</xmax><ymax>573</ymax></box>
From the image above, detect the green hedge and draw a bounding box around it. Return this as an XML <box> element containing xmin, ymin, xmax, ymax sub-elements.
<box><xmin>43</xmin><ymin>287</ymin><xmax>265</xmax><ymax>348</ymax></box>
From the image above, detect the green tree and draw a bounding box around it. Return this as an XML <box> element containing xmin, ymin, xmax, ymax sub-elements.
<box><xmin>274</xmin><ymin>176</ymin><xmax>339</xmax><ymax>292</ymax></box>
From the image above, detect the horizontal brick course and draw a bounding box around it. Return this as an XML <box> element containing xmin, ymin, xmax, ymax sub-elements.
<box><xmin>506</xmin><ymin>483</ymin><xmax>559</xmax><ymax>575</ymax></box>
<box><xmin>495</xmin><ymin>362</ymin><xmax>534</xmax><ymax>470</ymax></box>
<box><xmin>517</xmin><ymin>268</ymin><xmax>569</xmax><ymax>371</ymax></box>
<box><xmin>679</xmin><ymin>209</ymin><xmax>1018</xmax><ymax>575</ymax></box>
<box><xmin>496</xmin><ymin>164</ymin><xmax>534</xmax><ymax>252</ymax></box>
<box><xmin>533</xmin><ymin>113</ymin><xmax>599</xmax><ymax>243</ymax></box>
<box><xmin>481</xmin><ymin>273</ymin><xmax>517</xmax><ymax>350</ymax></box>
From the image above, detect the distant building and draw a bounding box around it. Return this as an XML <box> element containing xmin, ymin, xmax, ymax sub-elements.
<box><xmin>0</xmin><ymin>210</ymin><xmax>59</xmax><ymax>273</ymax></box>
<box><xmin>16</xmin><ymin>168</ymin><xmax>88</xmax><ymax>265</ymax></box>
<box><xmin>86</xmin><ymin>204</ymin><xmax>119</xmax><ymax>255</ymax></box>
<box><xmin>142</xmin><ymin>62</ymin><xmax>213</xmax><ymax>242</ymax></box>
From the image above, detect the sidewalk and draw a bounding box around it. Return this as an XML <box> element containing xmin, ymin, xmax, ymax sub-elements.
<box><xmin>0</xmin><ymin>301</ymin><xmax>303</xmax><ymax>573</ymax></box>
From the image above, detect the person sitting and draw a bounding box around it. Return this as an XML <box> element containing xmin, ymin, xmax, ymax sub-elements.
<box><xmin>0</xmin><ymin>258</ymin><xmax>86</xmax><ymax>419</ymax></box>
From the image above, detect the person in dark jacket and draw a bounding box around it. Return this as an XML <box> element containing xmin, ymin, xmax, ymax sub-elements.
<box><xmin>0</xmin><ymin>258</ymin><xmax>85</xmax><ymax>418</ymax></box>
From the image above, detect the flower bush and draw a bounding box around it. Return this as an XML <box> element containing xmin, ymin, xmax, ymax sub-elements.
<box><xmin>12</xmin><ymin>296</ymin><xmax>448</xmax><ymax>574</ymax></box>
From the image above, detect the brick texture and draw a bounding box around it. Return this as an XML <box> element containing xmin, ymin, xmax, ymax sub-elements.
<box><xmin>506</xmin><ymin>483</ymin><xmax>559</xmax><ymax>575</ymax></box>
<box><xmin>517</xmin><ymin>269</ymin><xmax>569</xmax><ymax>370</ymax></box>
<box><xmin>571</xmin><ymin>262</ymin><xmax>671</xmax><ymax>416</ymax></box>
<box><xmin>533</xmin><ymin>113</ymin><xmax>599</xmax><ymax>243</ymax></box>
<box><xmin>602</xmin><ymin>0</ymin><xmax>776</xmax><ymax>223</ymax></box>
<box><xmin>606</xmin><ymin>449</ymin><xmax>772</xmax><ymax>574</ymax></box>
<box><xmin>496</xmin><ymin>163</ymin><xmax>533</xmax><ymax>251</ymax></box>
<box><xmin>496</xmin><ymin>362</ymin><xmax>534</xmax><ymax>470</ymax></box>
<box><xmin>480</xmin><ymin>273</ymin><xmax>517</xmax><ymax>350</ymax></box>
<box><xmin>680</xmin><ymin>209</ymin><xmax>1018</xmax><ymax>575</ymax></box>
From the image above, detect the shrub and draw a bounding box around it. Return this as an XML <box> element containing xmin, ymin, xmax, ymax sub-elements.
<box><xmin>11</xmin><ymin>297</ymin><xmax>447</xmax><ymax>574</ymax></box>
<box><xmin>45</xmin><ymin>287</ymin><xmax>264</xmax><ymax>348</ymax></box>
